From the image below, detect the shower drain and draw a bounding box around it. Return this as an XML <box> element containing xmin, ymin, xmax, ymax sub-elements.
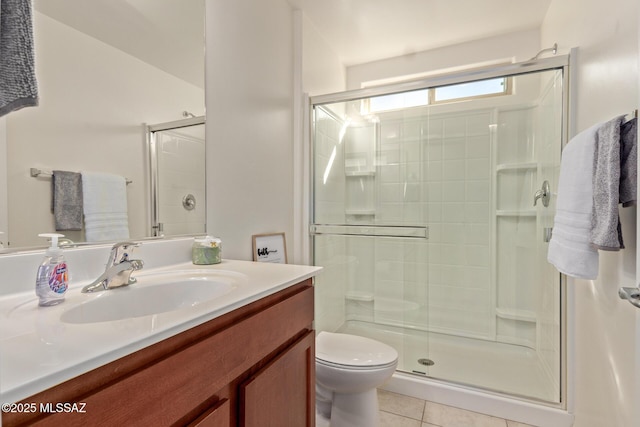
<box><xmin>417</xmin><ymin>358</ymin><xmax>435</xmax><ymax>366</ymax></box>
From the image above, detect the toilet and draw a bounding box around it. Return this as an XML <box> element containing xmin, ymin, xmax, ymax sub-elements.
<box><xmin>315</xmin><ymin>331</ymin><xmax>398</xmax><ymax>427</ymax></box>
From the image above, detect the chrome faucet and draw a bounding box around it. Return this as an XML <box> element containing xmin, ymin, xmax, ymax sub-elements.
<box><xmin>82</xmin><ymin>242</ymin><xmax>144</xmax><ymax>293</ymax></box>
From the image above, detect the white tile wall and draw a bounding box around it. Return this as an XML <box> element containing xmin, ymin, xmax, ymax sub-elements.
<box><xmin>335</xmin><ymin>111</ymin><xmax>495</xmax><ymax>337</ymax></box>
<box><xmin>313</xmin><ymin>109</ymin><xmax>495</xmax><ymax>338</ymax></box>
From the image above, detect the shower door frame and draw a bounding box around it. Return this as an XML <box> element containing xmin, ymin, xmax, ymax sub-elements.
<box><xmin>308</xmin><ymin>54</ymin><xmax>570</xmax><ymax>408</ymax></box>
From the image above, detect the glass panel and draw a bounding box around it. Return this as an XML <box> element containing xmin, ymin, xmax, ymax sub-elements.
<box><xmin>311</xmin><ymin>67</ymin><xmax>563</xmax><ymax>403</ymax></box>
<box><xmin>434</xmin><ymin>77</ymin><xmax>507</xmax><ymax>102</ymax></box>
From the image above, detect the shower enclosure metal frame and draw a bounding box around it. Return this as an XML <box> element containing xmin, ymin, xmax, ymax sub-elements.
<box><xmin>146</xmin><ymin>115</ymin><xmax>206</xmax><ymax>237</ymax></box>
<box><xmin>309</xmin><ymin>54</ymin><xmax>570</xmax><ymax>408</ymax></box>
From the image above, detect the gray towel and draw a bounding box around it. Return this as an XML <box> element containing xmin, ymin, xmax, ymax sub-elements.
<box><xmin>52</xmin><ymin>170</ymin><xmax>83</xmax><ymax>231</ymax></box>
<box><xmin>591</xmin><ymin>116</ymin><xmax>624</xmax><ymax>251</ymax></box>
<box><xmin>0</xmin><ymin>0</ymin><xmax>39</xmax><ymax>117</ymax></box>
<box><xmin>619</xmin><ymin>118</ymin><xmax>637</xmax><ymax>207</ymax></box>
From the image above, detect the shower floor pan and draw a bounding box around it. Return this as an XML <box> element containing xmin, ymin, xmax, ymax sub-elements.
<box><xmin>339</xmin><ymin>320</ymin><xmax>558</xmax><ymax>403</ymax></box>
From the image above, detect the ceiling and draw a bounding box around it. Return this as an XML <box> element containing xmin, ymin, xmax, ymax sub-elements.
<box><xmin>290</xmin><ymin>0</ymin><xmax>553</xmax><ymax>66</ymax></box>
<box><xmin>33</xmin><ymin>0</ymin><xmax>553</xmax><ymax>88</ymax></box>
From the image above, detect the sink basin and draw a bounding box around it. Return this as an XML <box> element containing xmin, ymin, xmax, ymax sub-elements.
<box><xmin>60</xmin><ymin>269</ymin><xmax>246</xmax><ymax>324</ymax></box>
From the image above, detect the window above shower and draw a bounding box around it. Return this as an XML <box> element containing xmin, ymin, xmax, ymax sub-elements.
<box><xmin>364</xmin><ymin>77</ymin><xmax>511</xmax><ymax>113</ymax></box>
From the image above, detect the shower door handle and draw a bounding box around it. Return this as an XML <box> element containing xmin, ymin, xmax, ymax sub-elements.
<box><xmin>618</xmin><ymin>287</ymin><xmax>640</xmax><ymax>309</ymax></box>
<box><xmin>534</xmin><ymin>181</ymin><xmax>551</xmax><ymax>207</ymax></box>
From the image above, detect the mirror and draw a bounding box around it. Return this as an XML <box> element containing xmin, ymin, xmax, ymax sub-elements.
<box><xmin>1</xmin><ymin>0</ymin><xmax>206</xmax><ymax>248</ymax></box>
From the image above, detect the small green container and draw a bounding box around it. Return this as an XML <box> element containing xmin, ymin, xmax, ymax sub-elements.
<box><xmin>192</xmin><ymin>236</ymin><xmax>222</xmax><ymax>265</ymax></box>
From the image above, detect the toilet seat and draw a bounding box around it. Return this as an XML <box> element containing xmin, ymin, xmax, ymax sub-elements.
<box><xmin>315</xmin><ymin>331</ymin><xmax>398</xmax><ymax>369</ymax></box>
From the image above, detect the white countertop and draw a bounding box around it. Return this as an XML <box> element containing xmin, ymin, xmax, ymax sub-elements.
<box><xmin>0</xmin><ymin>259</ymin><xmax>321</xmax><ymax>404</ymax></box>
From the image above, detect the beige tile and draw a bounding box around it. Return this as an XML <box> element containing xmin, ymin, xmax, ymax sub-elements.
<box><xmin>378</xmin><ymin>389</ymin><xmax>426</xmax><ymax>420</ymax></box>
<box><xmin>506</xmin><ymin>421</ymin><xmax>537</xmax><ymax>427</ymax></box>
<box><xmin>421</xmin><ymin>423</ymin><xmax>441</xmax><ymax>427</ymax></box>
<box><xmin>423</xmin><ymin>401</ymin><xmax>507</xmax><ymax>427</ymax></box>
<box><xmin>379</xmin><ymin>410</ymin><xmax>422</xmax><ymax>427</ymax></box>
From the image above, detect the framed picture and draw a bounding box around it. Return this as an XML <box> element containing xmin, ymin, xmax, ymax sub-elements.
<box><xmin>252</xmin><ymin>232</ymin><xmax>288</xmax><ymax>264</ymax></box>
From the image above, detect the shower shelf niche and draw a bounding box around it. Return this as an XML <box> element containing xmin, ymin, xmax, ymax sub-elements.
<box><xmin>495</xmin><ymin>307</ymin><xmax>537</xmax><ymax>323</ymax></box>
<box><xmin>345</xmin><ymin>172</ymin><xmax>376</xmax><ymax>217</ymax></box>
<box><xmin>496</xmin><ymin>210</ymin><xmax>537</xmax><ymax>217</ymax></box>
<box><xmin>496</xmin><ymin>162</ymin><xmax>538</xmax><ymax>172</ymax></box>
<box><xmin>345</xmin><ymin>209</ymin><xmax>376</xmax><ymax>216</ymax></box>
<box><xmin>345</xmin><ymin>170</ymin><xmax>375</xmax><ymax>177</ymax></box>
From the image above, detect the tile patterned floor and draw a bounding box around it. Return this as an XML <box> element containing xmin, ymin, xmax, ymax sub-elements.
<box><xmin>316</xmin><ymin>389</ymin><xmax>539</xmax><ymax>427</ymax></box>
<box><xmin>378</xmin><ymin>390</ymin><xmax>537</xmax><ymax>427</ymax></box>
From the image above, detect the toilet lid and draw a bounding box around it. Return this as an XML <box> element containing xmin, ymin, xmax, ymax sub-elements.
<box><xmin>316</xmin><ymin>331</ymin><xmax>398</xmax><ymax>368</ymax></box>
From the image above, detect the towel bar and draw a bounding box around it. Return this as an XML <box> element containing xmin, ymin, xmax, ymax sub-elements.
<box><xmin>30</xmin><ymin>168</ymin><xmax>132</xmax><ymax>185</ymax></box>
<box><xmin>624</xmin><ymin>109</ymin><xmax>637</xmax><ymax>123</ymax></box>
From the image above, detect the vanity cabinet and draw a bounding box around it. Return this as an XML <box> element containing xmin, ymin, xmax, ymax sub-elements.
<box><xmin>2</xmin><ymin>279</ymin><xmax>315</xmax><ymax>427</ymax></box>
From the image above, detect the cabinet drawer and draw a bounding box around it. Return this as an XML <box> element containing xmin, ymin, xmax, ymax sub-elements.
<box><xmin>189</xmin><ymin>399</ymin><xmax>230</xmax><ymax>427</ymax></box>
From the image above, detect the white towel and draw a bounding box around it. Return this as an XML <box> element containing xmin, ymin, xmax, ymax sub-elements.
<box><xmin>547</xmin><ymin>122</ymin><xmax>602</xmax><ymax>280</ymax></box>
<box><xmin>81</xmin><ymin>172</ymin><xmax>130</xmax><ymax>242</ymax></box>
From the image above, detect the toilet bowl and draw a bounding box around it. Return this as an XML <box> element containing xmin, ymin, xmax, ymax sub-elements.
<box><xmin>315</xmin><ymin>331</ymin><xmax>398</xmax><ymax>427</ymax></box>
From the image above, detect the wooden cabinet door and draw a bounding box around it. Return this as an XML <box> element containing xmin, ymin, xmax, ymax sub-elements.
<box><xmin>240</xmin><ymin>331</ymin><xmax>315</xmax><ymax>427</ymax></box>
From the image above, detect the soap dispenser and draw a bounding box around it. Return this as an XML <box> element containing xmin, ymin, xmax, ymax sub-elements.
<box><xmin>35</xmin><ymin>233</ymin><xmax>69</xmax><ymax>307</ymax></box>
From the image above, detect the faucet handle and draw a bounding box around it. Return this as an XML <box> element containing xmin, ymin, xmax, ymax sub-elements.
<box><xmin>109</xmin><ymin>241</ymin><xmax>140</xmax><ymax>264</ymax></box>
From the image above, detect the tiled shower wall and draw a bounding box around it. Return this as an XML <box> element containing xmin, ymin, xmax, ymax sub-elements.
<box><xmin>369</xmin><ymin>110</ymin><xmax>495</xmax><ymax>339</ymax></box>
<box><xmin>315</xmin><ymin>104</ymin><xmax>557</xmax><ymax>346</ymax></box>
<box><xmin>313</xmin><ymin>106</ymin><xmax>496</xmax><ymax>340</ymax></box>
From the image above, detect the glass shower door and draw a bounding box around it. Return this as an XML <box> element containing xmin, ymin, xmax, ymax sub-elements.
<box><xmin>311</xmin><ymin>64</ymin><xmax>565</xmax><ymax>403</ymax></box>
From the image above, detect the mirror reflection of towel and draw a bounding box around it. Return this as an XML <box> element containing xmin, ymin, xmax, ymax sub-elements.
<box><xmin>52</xmin><ymin>170</ymin><xmax>83</xmax><ymax>231</ymax></box>
<box><xmin>81</xmin><ymin>172</ymin><xmax>129</xmax><ymax>242</ymax></box>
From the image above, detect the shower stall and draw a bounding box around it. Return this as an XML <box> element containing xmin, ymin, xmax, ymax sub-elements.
<box><xmin>310</xmin><ymin>56</ymin><xmax>568</xmax><ymax>405</ymax></box>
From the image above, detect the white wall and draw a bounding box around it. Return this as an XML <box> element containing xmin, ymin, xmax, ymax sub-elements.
<box><xmin>301</xmin><ymin>14</ymin><xmax>346</xmax><ymax>96</ymax></box>
<box><xmin>541</xmin><ymin>1</ymin><xmax>639</xmax><ymax>426</ymax></box>
<box><xmin>346</xmin><ymin>29</ymin><xmax>540</xmax><ymax>90</ymax></box>
<box><xmin>6</xmin><ymin>12</ymin><xmax>204</xmax><ymax>247</ymax></box>
<box><xmin>205</xmin><ymin>0</ymin><xmax>294</xmax><ymax>260</ymax></box>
